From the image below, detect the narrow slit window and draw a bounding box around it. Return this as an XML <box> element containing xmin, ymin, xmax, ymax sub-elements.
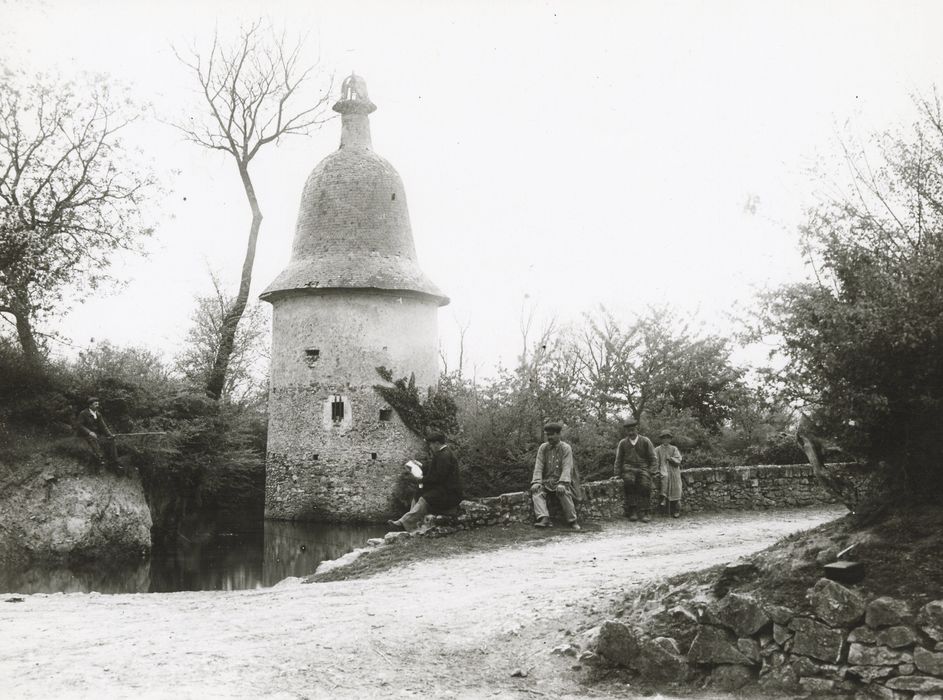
<box><xmin>331</xmin><ymin>396</ymin><xmax>345</xmax><ymax>422</ymax></box>
<box><xmin>371</xmin><ymin>452</ymin><xmax>378</xmax><ymax>460</ymax></box>
<box><xmin>379</xmin><ymin>408</ymin><xmax>393</xmax><ymax>422</ymax></box>
<box><xmin>311</xmin><ymin>454</ymin><xmax>319</xmax><ymax>461</ymax></box>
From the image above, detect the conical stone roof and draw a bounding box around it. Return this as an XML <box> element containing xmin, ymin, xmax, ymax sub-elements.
<box><xmin>260</xmin><ymin>74</ymin><xmax>448</xmax><ymax>306</ymax></box>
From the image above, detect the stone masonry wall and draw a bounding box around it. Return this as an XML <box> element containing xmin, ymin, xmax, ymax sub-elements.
<box><xmin>265</xmin><ymin>292</ymin><xmax>440</xmax><ymax>522</ymax></box>
<box><xmin>419</xmin><ymin>463</ymin><xmax>854</xmax><ymax>531</ymax></box>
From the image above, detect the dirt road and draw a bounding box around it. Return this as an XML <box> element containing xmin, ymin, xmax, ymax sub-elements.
<box><xmin>0</xmin><ymin>507</ymin><xmax>843</xmax><ymax>699</ymax></box>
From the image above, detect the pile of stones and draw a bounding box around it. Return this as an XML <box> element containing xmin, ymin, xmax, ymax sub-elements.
<box><xmin>577</xmin><ymin>578</ymin><xmax>943</xmax><ymax>698</ymax></box>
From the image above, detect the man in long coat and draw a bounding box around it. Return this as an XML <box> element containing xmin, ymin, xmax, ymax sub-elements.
<box><xmin>613</xmin><ymin>416</ymin><xmax>657</xmax><ymax>522</ymax></box>
<box><xmin>388</xmin><ymin>429</ymin><xmax>463</xmax><ymax>532</ymax></box>
<box><xmin>531</xmin><ymin>421</ymin><xmax>583</xmax><ymax>530</ymax></box>
<box><xmin>77</xmin><ymin>397</ymin><xmax>118</xmax><ymax>470</ymax></box>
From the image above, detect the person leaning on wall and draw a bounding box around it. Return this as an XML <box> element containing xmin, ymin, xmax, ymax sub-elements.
<box><xmin>611</xmin><ymin>416</ymin><xmax>657</xmax><ymax>522</ymax></box>
<box><xmin>655</xmin><ymin>429</ymin><xmax>684</xmax><ymax>518</ymax></box>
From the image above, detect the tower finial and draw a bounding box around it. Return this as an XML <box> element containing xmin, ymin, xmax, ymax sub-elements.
<box><xmin>333</xmin><ymin>72</ymin><xmax>376</xmax><ymax>115</ymax></box>
<box><xmin>333</xmin><ymin>72</ymin><xmax>376</xmax><ymax>150</ymax></box>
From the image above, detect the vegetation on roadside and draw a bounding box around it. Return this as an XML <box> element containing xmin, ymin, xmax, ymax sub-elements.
<box><xmin>756</xmin><ymin>96</ymin><xmax>943</xmax><ymax>500</ymax></box>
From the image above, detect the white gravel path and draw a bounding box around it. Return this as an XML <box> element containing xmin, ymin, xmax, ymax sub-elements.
<box><xmin>0</xmin><ymin>506</ymin><xmax>844</xmax><ymax>699</ymax></box>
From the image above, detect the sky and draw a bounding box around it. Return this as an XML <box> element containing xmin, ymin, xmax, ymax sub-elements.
<box><xmin>3</xmin><ymin>0</ymin><xmax>943</xmax><ymax>377</ymax></box>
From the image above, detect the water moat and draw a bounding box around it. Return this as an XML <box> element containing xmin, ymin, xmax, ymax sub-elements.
<box><xmin>0</xmin><ymin>520</ymin><xmax>388</xmax><ymax>595</ymax></box>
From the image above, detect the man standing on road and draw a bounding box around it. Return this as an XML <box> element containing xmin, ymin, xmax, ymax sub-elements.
<box><xmin>531</xmin><ymin>421</ymin><xmax>583</xmax><ymax>530</ymax></box>
<box><xmin>612</xmin><ymin>416</ymin><xmax>657</xmax><ymax>522</ymax></box>
<box><xmin>77</xmin><ymin>397</ymin><xmax>119</xmax><ymax>471</ymax></box>
<box><xmin>388</xmin><ymin>429</ymin><xmax>463</xmax><ymax>532</ymax></box>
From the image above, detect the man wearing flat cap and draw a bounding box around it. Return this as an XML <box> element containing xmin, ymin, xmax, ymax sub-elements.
<box><xmin>388</xmin><ymin>428</ymin><xmax>463</xmax><ymax>532</ymax></box>
<box><xmin>655</xmin><ymin>429</ymin><xmax>683</xmax><ymax>518</ymax></box>
<box><xmin>77</xmin><ymin>397</ymin><xmax>118</xmax><ymax>471</ymax></box>
<box><xmin>530</xmin><ymin>421</ymin><xmax>583</xmax><ymax>530</ymax></box>
<box><xmin>613</xmin><ymin>416</ymin><xmax>657</xmax><ymax>522</ymax></box>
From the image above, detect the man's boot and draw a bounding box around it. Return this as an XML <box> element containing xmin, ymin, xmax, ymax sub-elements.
<box><xmin>640</xmin><ymin>509</ymin><xmax>651</xmax><ymax>523</ymax></box>
<box><xmin>627</xmin><ymin>507</ymin><xmax>638</xmax><ymax>522</ymax></box>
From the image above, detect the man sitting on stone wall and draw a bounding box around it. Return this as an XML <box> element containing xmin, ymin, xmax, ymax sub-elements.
<box><xmin>387</xmin><ymin>429</ymin><xmax>463</xmax><ymax>532</ymax></box>
<box><xmin>531</xmin><ymin>421</ymin><xmax>583</xmax><ymax>530</ymax></box>
<box><xmin>612</xmin><ymin>416</ymin><xmax>657</xmax><ymax>522</ymax></box>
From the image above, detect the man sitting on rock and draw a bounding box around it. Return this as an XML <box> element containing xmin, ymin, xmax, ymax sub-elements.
<box><xmin>531</xmin><ymin>421</ymin><xmax>583</xmax><ymax>530</ymax></box>
<box><xmin>77</xmin><ymin>397</ymin><xmax>119</xmax><ymax>472</ymax></box>
<box><xmin>387</xmin><ymin>429</ymin><xmax>463</xmax><ymax>532</ymax></box>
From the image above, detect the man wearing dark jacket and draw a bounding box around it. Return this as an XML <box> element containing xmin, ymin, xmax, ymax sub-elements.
<box><xmin>77</xmin><ymin>397</ymin><xmax>118</xmax><ymax>470</ymax></box>
<box><xmin>388</xmin><ymin>429</ymin><xmax>463</xmax><ymax>532</ymax></box>
<box><xmin>613</xmin><ymin>416</ymin><xmax>657</xmax><ymax>522</ymax></box>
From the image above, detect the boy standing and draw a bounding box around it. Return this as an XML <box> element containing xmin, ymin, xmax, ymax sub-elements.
<box><xmin>655</xmin><ymin>430</ymin><xmax>683</xmax><ymax>518</ymax></box>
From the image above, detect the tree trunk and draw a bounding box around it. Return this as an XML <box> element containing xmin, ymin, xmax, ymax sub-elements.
<box><xmin>204</xmin><ymin>164</ymin><xmax>263</xmax><ymax>401</ymax></box>
<box><xmin>6</xmin><ymin>291</ymin><xmax>43</xmax><ymax>368</ymax></box>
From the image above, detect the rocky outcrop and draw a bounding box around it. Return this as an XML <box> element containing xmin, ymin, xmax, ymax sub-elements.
<box><xmin>0</xmin><ymin>456</ymin><xmax>151</xmax><ymax>568</ymax></box>
<box><xmin>579</xmin><ymin>577</ymin><xmax>943</xmax><ymax>698</ymax></box>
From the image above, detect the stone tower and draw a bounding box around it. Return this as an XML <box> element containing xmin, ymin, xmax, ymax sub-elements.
<box><xmin>260</xmin><ymin>74</ymin><xmax>448</xmax><ymax>522</ymax></box>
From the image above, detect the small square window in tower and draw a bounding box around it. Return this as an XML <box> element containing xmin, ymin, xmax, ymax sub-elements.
<box><xmin>379</xmin><ymin>408</ymin><xmax>393</xmax><ymax>422</ymax></box>
<box><xmin>305</xmin><ymin>348</ymin><xmax>320</xmax><ymax>366</ymax></box>
<box><xmin>331</xmin><ymin>396</ymin><xmax>345</xmax><ymax>422</ymax></box>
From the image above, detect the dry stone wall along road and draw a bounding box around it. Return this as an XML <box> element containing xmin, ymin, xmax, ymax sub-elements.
<box><xmin>0</xmin><ymin>506</ymin><xmax>844</xmax><ymax>699</ymax></box>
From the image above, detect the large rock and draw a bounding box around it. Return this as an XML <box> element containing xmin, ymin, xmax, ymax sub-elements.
<box><xmin>799</xmin><ymin>677</ymin><xmax>844</xmax><ymax>695</ymax></box>
<box><xmin>914</xmin><ymin>646</ymin><xmax>943</xmax><ymax>676</ymax></box>
<box><xmin>847</xmin><ymin>665</ymin><xmax>896</xmax><ymax>683</ymax></box>
<box><xmin>713</xmin><ymin>559</ymin><xmax>759</xmax><ymax>597</ymax></box>
<box><xmin>876</xmin><ymin>625</ymin><xmax>918</xmax><ymax>648</ymax></box>
<box><xmin>0</xmin><ymin>461</ymin><xmax>151</xmax><ymax>566</ymax></box>
<box><xmin>737</xmin><ymin>638</ymin><xmax>761</xmax><ymax>663</ymax></box>
<box><xmin>790</xmin><ymin>617</ymin><xmax>844</xmax><ymax>663</ymax></box>
<box><xmin>773</xmin><ymin>622</ymin><xmax>793</xmax><ymax>645</ymax></box>
<box><xmin>885</xmin><ymin>676</ymin><xmax>943</xmax><ymax>693</ymax></box>
<box><xmin>688</xmin><ymin>625</ymin><xmax>752</xmax><ymax>665</ymax></box>
<box><xmin>808</xmin><ymin>578</ymin><xmax>866</xmax><ymax>627</ymax></box>
<box><xmin>758</xmin><ymin>661</ymin><xmax>799</xmax><ymax>692</ymax></box>
<box><xmin>636</xmin><ymin>636</ymin><xmax>692</xmax><ymax>682</ymax></box>
<box><xmin>792</xmin><ymin>655</ymin><xmax>842</xmax><ymax>678</ymax></box>
<box><xmin>848</xmin><ymin>643</ymin><xmax>913</xmax><ymax>666</ymax></box>
<box><xmin>867</xmin><ymin>597</ymin><xmax>912</xmax><ymax>629</ymax></box>
<box><xmin>853</xmin><ymin>683</ymin><xmax>906</xmax><ymax>700</ymax></box>
<box><xmin>652</xmin><ymin>605</ymin><xmax>699</xmax><ymax>649</ymax></box>
<box><xmin>849</xmin><ymin>625</ymin><xmax>878</xmax><ymax>643</ymax></box>
<box><xmin>595</xmin><ymin>620</ymin><xmax>642</xmax><ymax>667</ymax></box>
<box><xmin>917</xmin><ymin>601</ymin><xmax>943</xmax><ymax>642</ymax></box>
<box><xmin>709</xmin><ymin>664</ymin><xmax>754</xmax><ymax>691</ymax></box>
<box><xmin>653</xmin><ymin>636</ymin><xmax>681</xmax><ymax>655</ymax></box>
<box><xmin>765</xmin><ymin>604</ymin><xmax>795</xmax><ymax>626</ymax></box>
<box><xmin>704</xmin><ymin>592</ymin><xmax>770</xmax><ymax>637</ymax></box>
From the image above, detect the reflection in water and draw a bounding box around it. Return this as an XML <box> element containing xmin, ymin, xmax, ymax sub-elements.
<box><xmin>0</xmin><ymin>520</ymin><xmax>388</xmax><ymax>595</ymax></box>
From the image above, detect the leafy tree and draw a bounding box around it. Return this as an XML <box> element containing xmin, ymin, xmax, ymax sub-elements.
<box><xmin>0</xmin><ymin>70</ymin><xmax>155</xmax><ymax>365</ymax></box>
<box><xmin>572</xmin><ymin>306</ymin><xmax>747</xmax><ymax>430</ymax></box>
<box><xmin>759</xmin><ymin>99</ymin><xmax>943</xmax><ymax>496</ymax></box>
<box><xmin>174</xmin><ymin>21</ymin><xmax>332</xmax><ymax>400</ymax></box>
<box><xmin>174</xmin><ymin>273</ymin><xmax>269</xmax><ymax>406</ymax></box>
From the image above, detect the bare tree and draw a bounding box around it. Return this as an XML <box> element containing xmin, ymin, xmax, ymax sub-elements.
<box><xmin>174</xmin><ymin>21</ymin><xmax>332</xmax><ymax>400</ymax></box>
<box><xmin>0</xmin><ymin>71</ymin><xmax>154</xmax><ymax>365</ymax></box>
<box><xmin>455</xmin><ymin>312</ymin><xmax>471</xmax><ymax>379</ymax></box>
